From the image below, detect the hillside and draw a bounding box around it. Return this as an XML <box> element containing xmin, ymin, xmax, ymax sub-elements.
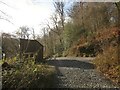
<box><xmin>64</xmin><ymin>27</ymin><xmax>120</xmax><ymax>85</ymax></box>
<box><xmin>66</xmin><ymin>27</ymin><xmax>119</xmax><ymax>57</ymax></box>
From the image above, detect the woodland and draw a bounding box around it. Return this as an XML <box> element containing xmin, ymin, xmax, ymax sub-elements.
<box><xmin>0</xmin><ymin>1</ymin><xmax>120</xmax><ymax>89</ymax></box>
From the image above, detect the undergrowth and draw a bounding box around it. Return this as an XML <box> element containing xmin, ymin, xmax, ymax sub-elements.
<box><xmin>93</xmin><ymin>45</ymin><xmax>120</xmax><ymax>86</ymax></box>
<box><xmin>2</xmin><ymin>56</ymin><xmax>56</xmax><ymax>89</ymax></box>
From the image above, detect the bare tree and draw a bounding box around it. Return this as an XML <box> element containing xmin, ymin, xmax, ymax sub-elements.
<box><xmin>54</xmin><ymin>2</ymin><xmax>65</xmax><ymax>32</ymax></box>
<box><xmin>46</xmin><ymin>15</ymin><xmax>63</xmax><ymax>52</ymax></box>
<box><xmin>16</xmin><ymin>26</ymin><xmax>30</xmax><ymax>39</ymax></box>
<box><xmin>51</xmin><ymin>2</ymin><xmax>66</xmax><ymax>52</ymax></box>
<box><xmin>42</xmin><ymin>2</ymin><xmax>66</xmax><ymax>56</ymax></box>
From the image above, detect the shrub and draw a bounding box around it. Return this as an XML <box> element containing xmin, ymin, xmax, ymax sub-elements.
<box><xmin>2</xmin><ymin>56</ymin><xmax>56</xmax><ymax>89</ymax></box>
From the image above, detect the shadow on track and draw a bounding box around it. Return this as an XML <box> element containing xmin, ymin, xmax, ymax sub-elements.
<box><xmin>47</xmin><ymin>59</ymin><xmax>95</xmax><ymax>69</ymax></box>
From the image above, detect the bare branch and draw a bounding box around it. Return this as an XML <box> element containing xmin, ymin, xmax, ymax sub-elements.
<box><xmin>0</xmin><ymin>1</ymin><xmax>13</xmax><ymax>8</ymax></box>
<box><xmin>0</xmin><ymin>16</ymin><xmax>13</xmax><ymax>24</ymax></box>
<box><xmin>0</xmin><ymin>1</ymin><xmax>13</xmax><ymax>24</ymax></box>
<box><xmin>0</xmin><ymin>10</ymin><xmax>10</xmax><ymax>17</ymax></box>
<box><xmin>46</xmin><ymin>21</ymin><xmax>60</xmax><ymax>36</ymax></box>
<box><xmin>51</xmin><ymin>14</ymin><xmax>60</xmax><ymax>32</ymax></box>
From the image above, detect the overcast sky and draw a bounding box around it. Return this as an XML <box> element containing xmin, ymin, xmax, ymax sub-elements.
<box><xmin>0</xmin><ymin>0</ymin><xmax>54</xmax><ymax>36</ymax></box>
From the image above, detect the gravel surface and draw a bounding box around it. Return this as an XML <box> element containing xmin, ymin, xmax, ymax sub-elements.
<box><xmin>47</xmin><ymin>57</ymin><xmax>120</xmax><ymax>88</ymax></box>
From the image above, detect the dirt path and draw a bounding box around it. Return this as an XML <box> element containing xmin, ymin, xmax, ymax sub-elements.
<box><xmin>47</xmin><ymin>57</ymin><xmax>119</xmax><ymax>88</ymax></box>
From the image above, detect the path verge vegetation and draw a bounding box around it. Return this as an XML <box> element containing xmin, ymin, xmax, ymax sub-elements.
<box><xmin>93</xmin><ymin>46</ymin><xmax>120</xmax><ymax>86</ymax></box>
<box><xmin>2</xmin><ymin>56</ymin><xmax>56</xmax><ymax>89</ymax></box>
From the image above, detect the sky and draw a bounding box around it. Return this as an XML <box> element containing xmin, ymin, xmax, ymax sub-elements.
<box><xmin>0</xmin><ymin>0</ymin><xmax>54</xmax><ymax>36</ymax></box>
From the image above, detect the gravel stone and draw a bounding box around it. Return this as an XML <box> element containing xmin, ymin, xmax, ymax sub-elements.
<box><xmin>47</xmin><ymin>57</ymin><xmax>120</xmax><ymax>88</ymax></box>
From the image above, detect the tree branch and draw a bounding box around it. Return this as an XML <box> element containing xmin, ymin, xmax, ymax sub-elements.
<box><xmin>0</xmin><ymin>10</ymin><xmax>10</xmax><ymax>17</ymax></box>
<box><xmin>0</xmin><ymin>16</ymin><xmax>13</xmax><ymax>24</ymax></box>
<box><xmin>0</xmin><ymin>1</ymin><xmax>13</xmax><ymax>8</ymax></box>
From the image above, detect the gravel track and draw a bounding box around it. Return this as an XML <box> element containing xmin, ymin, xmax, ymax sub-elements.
<box><xmin>47</xmin><ymin>57</ymin><xmax>120</xmax><ymax>88</ymax></box>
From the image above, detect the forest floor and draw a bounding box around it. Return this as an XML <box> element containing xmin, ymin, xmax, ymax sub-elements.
<box><xmin>47</xmin><ymin>57</ymin><xmax>120</xmax><ymax>88</ymax></box>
